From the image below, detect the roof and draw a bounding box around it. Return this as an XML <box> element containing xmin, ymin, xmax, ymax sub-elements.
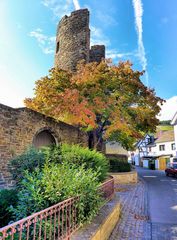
<box><xmin>155</xmin><ymin>130</ymin><xmax>175</xmax><ymax>143</ymax></box>
<box><xmin>171</xmin><ymin>111</ymin><xmax>177</xmax><ymax>125</ymax></box>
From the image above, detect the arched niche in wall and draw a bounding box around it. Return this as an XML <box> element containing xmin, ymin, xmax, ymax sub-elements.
<box><xmin>33</xmin><ymin>128</ymin><xmax>57</xmax><ymax>149</ymax></box>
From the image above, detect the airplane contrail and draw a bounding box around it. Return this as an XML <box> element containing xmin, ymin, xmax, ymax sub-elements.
<box><xmin>132</xmin><ymin>0</ymin><xmax>149</xmax><ymax>86</ymax></box>
<box><xmin>73</xmin><ymin>0</ymin><xmax>80</xmax><ymax>10</ymax></box>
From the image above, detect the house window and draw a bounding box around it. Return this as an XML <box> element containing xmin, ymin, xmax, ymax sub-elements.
<box><xmin>159</xmin><ymin>144</ymin><xmax>165</xmax><ymax>151</ymax></box>
<box><xmin>171</xmin><ymin>143</ymin><xmax>176</xmax><ymax>150</ymax></box>
<box><xmin>56</xmin><ymin>41</ymin><xmax>59</xmax><ymax>53</ymax></box>
<box><xmin>149</xmin><ymin>147</ymin><xmax>151</xmax><ymax>152</ymax></box>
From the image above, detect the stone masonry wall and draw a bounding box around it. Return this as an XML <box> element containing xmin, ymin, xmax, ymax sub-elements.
<box><xmin>0</xmin><ymin>104</ymin><xmax>88</xmax><ymax>187</ymax></box>
<box><xmin>55</xmin><ymin>9</ymin><xmax>90</xmax><ymax>71</ymax></box>
<box><xmin>89</xmin><ymin>45</ymin><xmax>105</xmax><ymax>63</ymax></box>
<box><xmin>110</xmin><ymin>171</ymin><xmax>138</xmax><ymax>184</ymax></box>
<box><xmin>54</xmin><ymin>8</ymin><xmax>106</xmax><ymax>72</ymax></box>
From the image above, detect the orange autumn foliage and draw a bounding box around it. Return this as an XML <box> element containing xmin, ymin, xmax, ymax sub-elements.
<box><xmin>25</xmin><ymin>60</ymin><xmax>164</xmax><ymax>149</ymax></box>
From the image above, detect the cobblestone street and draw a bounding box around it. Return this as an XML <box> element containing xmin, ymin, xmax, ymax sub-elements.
<box><xmin>109</xmin><ymin>172</ymin><xmax>177</xmax><ymax>240</ymax></box>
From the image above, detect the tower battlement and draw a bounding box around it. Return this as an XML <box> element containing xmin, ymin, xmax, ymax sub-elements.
<box><xmin>89</xmin><ymin>45</ymin><xmax>105</xmax><ymax>63</ymax></box>
<box><xmin>54</xmin><ymin>9</ymin><xmax>106</xmax><ymax>71</ymax></box>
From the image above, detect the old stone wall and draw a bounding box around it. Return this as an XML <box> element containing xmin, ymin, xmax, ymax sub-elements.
<box><xmin>55</xmin><ymin>9</ymin><xmax>90</xmax><ymax>71</ymax></box>
<box><xmin>0</xmin><ymin>104</ymin><xmax>88</xmax><ymax>187</ymax></box>
<box><xmin>89</xmin><ymin>45</ymin><xmax>105</xmax><ymax>63</ymax></box>
<box><xmin>110</xmin><ymin>171</ymin><xmax>138</xmax><ymax>184</ymax></box>
<box><xmin>54</xmin><ymin>9</ymin><xmax>106</xmax><ymax>72</ymax></box>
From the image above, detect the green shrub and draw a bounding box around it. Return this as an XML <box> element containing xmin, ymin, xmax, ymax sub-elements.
<box><xmin>9</xmin><ymin>147</ymin><xmax>45</xmax><ymax>184</ymax></box>
<box><xmin>0</xmin><ymin>189</ymin><xmax>18</xmax><ymax>227</ymax></box>
<box><xmin>106</xmin><ymin>154</ymin><xmax>128</xmax><ymax>162</ymax></box>
<box><xmin>12</xmin><ymin>163</ymin><xmax>103</xmax><ymax>223</ymax></box>
<box><xmin>109</xmin><ymin>158</ymin><xmax>131</xmax><ymax>172</ymax></box>
<box><xmin>60</xmin><ymin>144</ymin><xmax>109</xmax><ymax>181</ymax></box>
<box><xmin>10</xmin><ymin>144</ymin><xmax>108</xmax><ymax>184</ymax></box>
<box><xmin>42</xmin><ymin>145</ymin><xmax>62</xmax><ymax>164</ymax></box>
<box><xmin>7</xmin><ymin>145</ymin><xmax>108</xmax><ymax>226</ymax></box>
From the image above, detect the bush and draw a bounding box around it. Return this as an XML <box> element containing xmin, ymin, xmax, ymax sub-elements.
<box><xmin>42</xmin><ymin>145</ymin><xmax>62</xmax><ymax>164</ymax></box>
<box><xmin>60</xmin><ymin>144</ymin><xmax>109</xmax><ymax>181</ymax></box>
<box><xmin>9</xmin><ymin>147</ymin><xmax>46</xmax><ymax>185</ymax></box>
<box><xmin>109</xmin><ymin>158</ymin><xmax>131</xmax><ymax>172</ymax></box>
<box><xmin>106</xmin><ymin>154</ymin><xmax>128</xmax><ymax>162</ymax></box>
<box><xmin>9</xmin><ymin>145</ymin><xmax>108</xmax><ymax>224</ymax></box>
<box><xmin>0</xmin><ymin>189</ymin><xmax>18</xmax><ymax>227</ymax></box>
<box><xmin>10</xmin><ymin>144</ymin><xmax>109</xmax><ymax>183</ymax></box>
<box><xmin>12</xmin><ymin>163</ymin><xmax>103</xmax><ymax>223</ymax></box>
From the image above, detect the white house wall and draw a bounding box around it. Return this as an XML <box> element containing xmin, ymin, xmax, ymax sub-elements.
<box><xmin>134</xmin><ymin>155</ymin><xmax>140</xmax><ymax>166</ymax></box>
<box><xmin>143</xmin><ymin>160</ymin><xmax>149</xmax><ymax>168</ymax></box>
<box><xmin>174</xmin><ymin>125</ymin><xmax>177</xmax><ymax>156</ymax></box>
<box><xmin>155</xmin><ymin>160</ymin><xmax>159</xmax><ymax>169</ymax></box>
<box><xmin>137</xmin><ymin>135</ymin><xmax>151</xmax><ymax>157</ymax></box>
<box><xmin>150</xmin><ymin>141</ymin><xmax>176</xmax><ymax>157</ymax></box>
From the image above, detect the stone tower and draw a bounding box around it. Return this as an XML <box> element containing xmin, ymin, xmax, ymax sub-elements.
<box><xmin>89</xmin><ymin>45</ymin><xmax>105</xmax><ymax>63</ymax></box>
<box><xmin>54</xmin><ymin>9</ymin><xmax>106</xmax><ymax>71</ymax></box>
<box><xmin>55</xmin><ymin>9</ymin><xmax>90</xmax><ymax>71</ymax></box>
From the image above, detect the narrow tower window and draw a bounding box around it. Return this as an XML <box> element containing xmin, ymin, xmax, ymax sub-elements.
<box><xmin>56</xmin><ymin>41</ymin><xmax>59</xmax><ymax>53</ymax></box>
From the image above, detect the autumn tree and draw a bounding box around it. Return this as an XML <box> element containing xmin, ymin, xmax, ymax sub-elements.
<box><xmin>25</xmin><ymin>60</ymin><xmax>164</xmax><ymax>150</ymax></box>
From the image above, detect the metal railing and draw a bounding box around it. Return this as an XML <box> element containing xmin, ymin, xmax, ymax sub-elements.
<box><xmin>100</xmin><ymin>176</ymin><xmax>115</xmax><ymax>201</ymax></box>
<box><xmin>0</xmin><ymin>197</ymin><xmax>79</xmax><ymax>240</ymax></box>
<box><xmin>0</xmin><ymin>177</ymin><xmax>114</xmax><ymax>240</ymax></box>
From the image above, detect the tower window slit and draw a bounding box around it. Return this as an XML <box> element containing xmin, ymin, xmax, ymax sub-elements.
<box><xmin>56</xmin><ymin>41</ymin><xmax>59</xmax><ymax>53</ymax></box>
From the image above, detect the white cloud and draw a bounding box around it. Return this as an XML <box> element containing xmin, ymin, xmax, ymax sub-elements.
<box><xmin>158</xmin><ymin>96</ymin><xmax>177</xmax><ymax>121</ymax></box>
<box><xmin>90</xmin><ymin>25</ymin><xmax>140</xmax><ymax>64</ymax></box>
<box><xmin>29</xmin><ymin>28</ymin><xmax>55</xmax><ymax>54</ymax></box>
<box><xmin>106</xmin><ymin>49</ymin><xmax>138</xmax><ymax>60</ymax></box>
<box><xmin>41</xmin><ymin>0</ymin><xmax>72</xmax><ymax>17</ymax></box>
<box><xmin>73</xmin><ymin>0</ymin><xmax>80</xmax><ymax>10</ymax></box>
<box><xmin>90</xmin><ymin>26</ymin><xmax>110</xmax><ymax>46</ymax></box>
<box><xmin>41</xmin><ymin>0</ymin><xmax>80</xmax><ymax>18</ymax></box>
<box><xmin>132</xmin><ymin>0</ymin><xmax>149</xmax><ymax>85</ymax></box>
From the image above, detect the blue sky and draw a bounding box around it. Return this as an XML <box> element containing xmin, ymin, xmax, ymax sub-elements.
<box><xmin>0</xmin><ymin>0</ymin><xmax>177</xmax><ymax>108</ymax></box>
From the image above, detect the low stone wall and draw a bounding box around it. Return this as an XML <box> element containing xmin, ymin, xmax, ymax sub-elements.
<box><xmin>71</xmin><ymin>195</ymin><xmax>120</xmax><ymax>240</ymax></box>
<box><xmin>110</xmin><ymin>171</ymin><xmax>138</xmax><ymax>184</ymax></box>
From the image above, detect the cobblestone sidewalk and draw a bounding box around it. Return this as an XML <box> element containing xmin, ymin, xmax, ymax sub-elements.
<box><xmin>109</xmin><ymin>180</ymin><xmax>150</xmax><ymax>240</ymax></box>
<box><xmin>109</xmin><ymin>180</ymin><xmax>177</xmax><ymax>240</ymax></box>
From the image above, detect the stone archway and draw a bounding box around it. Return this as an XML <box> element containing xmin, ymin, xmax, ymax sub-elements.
<box><xmin>33</xmin><ymin>128</ymin><xmax>57</xmax><ymax>148</ymax></box>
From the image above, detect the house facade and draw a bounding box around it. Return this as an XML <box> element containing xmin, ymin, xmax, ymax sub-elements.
<box><xmin>148</xmin><ymin>130</ymin><xmax>176</xmax><ymax>157</ymax></box>
<box><xmin>134</xmin><ymin>130</ymin><xmax>176</xmax><ymax>169</ymax></box>
<box><xmin>171</xmin><ymin>111</ymin><xmax>177</xmax><ymax>157</ymax></box>
<box><xmin>132</xmin><ymin>134</ymin><xmax>154</xmax><ymax>166</ymax></box>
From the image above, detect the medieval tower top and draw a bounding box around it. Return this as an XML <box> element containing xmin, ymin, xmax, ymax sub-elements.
<box><xmin>89</xmin><ymin>45</ymin><xmax>105</xmax><ymax>63</ymax></box>
<box><xmin>54</xmin><ymin>9</ymin><xmax>90</xmax><ymax>71</ymax></box>
<box><xmin>54</xmin><ymin>8</ymin><xmax>106</xmax><ymax>71</ymax></box>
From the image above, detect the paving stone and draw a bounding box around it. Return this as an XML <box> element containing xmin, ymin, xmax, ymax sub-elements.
<box><xmin>109</xmin><ymin>180</ymin><xmax>150</xmax><ymax>240</ymax></box>
<box><xmin>109</xmin><ymin>179</ymin><xmax>177</xmax><ymax>240</ymax></box>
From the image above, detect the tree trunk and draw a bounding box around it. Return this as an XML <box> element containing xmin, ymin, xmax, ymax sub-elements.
<box><xmin>88</xmin><ymin>130</ymin><xmax>105</xmax><ymax>153</ymax></box>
